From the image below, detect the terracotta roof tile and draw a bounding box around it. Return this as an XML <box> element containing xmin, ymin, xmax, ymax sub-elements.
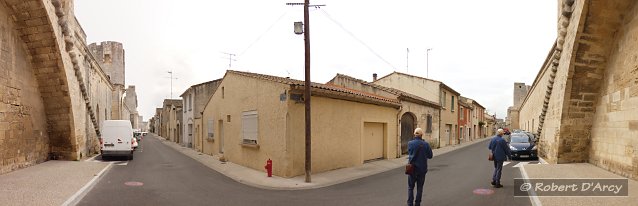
<box><xmin>228</xmin><ymin>70</ymin><xmax>401</xmax><ymax>107</ymax></box>
<box><xmin>333</xmin><ymin>74</ymin><xmax>441</xmax><ymax>108</ymax></box>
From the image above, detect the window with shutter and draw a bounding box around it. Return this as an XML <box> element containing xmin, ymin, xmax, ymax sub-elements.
<box><xmin>426</xmin><ymin>115</ymin><xmax>433</xmax><ymax>133</ymax></box>
<box><xmin>242</xmin><ymin>111</ymin><xmax>258</xmax><ymax>144</ymax></box>
<box><xmin>207</xmin><ymin>120</ymin><xmax>214</xmax><ymax>139</ymax></box>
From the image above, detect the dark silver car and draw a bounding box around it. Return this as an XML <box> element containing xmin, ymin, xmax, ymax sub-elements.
<box><xmin>508</xmin><ymin>133</ymin><xmax>538</xmax><ymax>159</ymax></box>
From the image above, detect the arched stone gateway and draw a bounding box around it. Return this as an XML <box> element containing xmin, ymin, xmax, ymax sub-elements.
<box><xmin>400</xmin><ymin>112</ymin><xmax>417</xmax><ymax>154</ymax></box>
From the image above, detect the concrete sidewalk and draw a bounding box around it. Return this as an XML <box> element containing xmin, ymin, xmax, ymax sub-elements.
<box><xmin>0</xmin><ymin>160</ymin><xmax>111</xmax><ymax>206</ymax></box>
<box><xmin>156</xmin><ymin>134</ymin><xmax>491</xmax><ymax>190</ymax></box>
<box><xmin>521</xmin><ymin>163</ymin><xmax>638</xmax><ymax>206</ymax></box>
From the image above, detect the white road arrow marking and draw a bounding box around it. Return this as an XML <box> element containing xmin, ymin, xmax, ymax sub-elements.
<box><xmin>503</xmin><ymin>161</ymin><xmax>511</xmax><ymax>166</ymax></box>
<box><xmin>513</xmin><ymin>162</ymin><xmax>529</xmax><ymax>168</ymax></box>
<box><xmin>115</xmin><ymin>161</ymin><xmax>128</xmax><ymax>166</ymax></box>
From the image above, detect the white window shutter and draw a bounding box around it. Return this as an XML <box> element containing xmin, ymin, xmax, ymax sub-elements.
<box><xmin>207</xmin><ymin>120</ymin><xmax>214</xmax><ymax>138</ymax></box>
<box><xmin>242</xmin><ymin>111</ymin><xmax>258</xmax><ymax>144</ymax></box>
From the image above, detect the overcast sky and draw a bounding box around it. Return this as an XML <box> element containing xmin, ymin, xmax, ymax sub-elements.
<box><xmin>74</xmin><ymin>0</ymin><xmax>557</xmax><ymax>121</ymax></box>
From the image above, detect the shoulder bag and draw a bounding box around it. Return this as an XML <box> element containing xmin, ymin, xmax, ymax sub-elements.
<box><xmin>405</xmin><ymin>142</ymin><xmax>424</xmax><ymax>175</ymax></box>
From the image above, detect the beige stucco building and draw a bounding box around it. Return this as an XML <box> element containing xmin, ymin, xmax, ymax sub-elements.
<box><xmin>465</xmin><ymin>97</ymin><xmax>486</xmax><ymax>139</ymax></box>
<box><xmin>200</xmin><ymin>70</ymin><xmax>400</xmax><ymax>177</ymax></box>
<box><xmin>518</xmin><ymin>0</ymin><xmax>638</xmax><ymax>180</ymax></box>
<box><xmin>328</xmin><ymin>74</ymin><xmax>441</xmax><ymax>152</ymax></box>
<box><xmin>374</xmin><ymin>72</ymin><xmax>460</xmax><ymax>148</ymax></box>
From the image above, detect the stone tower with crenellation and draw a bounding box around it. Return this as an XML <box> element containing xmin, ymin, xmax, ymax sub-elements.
<box><xmin>88</xmin><ymin>41</ymin><xmax>125</xmax><ymax>85</ymax></box>
<box><xmin>513</xmin><ymin>82</ymin><xmax>531</xmax><ymax>108</ymax></box>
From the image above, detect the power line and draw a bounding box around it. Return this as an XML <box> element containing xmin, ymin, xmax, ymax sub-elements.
<box><xmin>319</xmin><ymin>9</ymin><xmax>443</xmax><ymax>101</ymax></box>
<box><xmin>319</xmin><ymin>9</ymin><xmax>397</xmax><ymax>70</ymax></box>
<box><xmin>238</xmin><ymin>11</ymin><xmax>291</xmax><ymax>57</ymax></box>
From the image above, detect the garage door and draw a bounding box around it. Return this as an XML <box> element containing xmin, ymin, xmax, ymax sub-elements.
<box><xmin>363</xmin><ymin>122</ymin><xmax>385</xmax><ymax>161</ymax></box>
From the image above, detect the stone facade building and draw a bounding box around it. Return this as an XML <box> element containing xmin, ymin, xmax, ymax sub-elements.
<box><xmin>513</xmin><ymin>83</ymin><xmax>532</xmax><ymax>108</ymax></box>
<box><xmin>374</xmin><ymin>72</ymin><xmax>461</xmax><ymax>148</ymax></box>
<box><xmin>180</xmin><ymin>79</ymin><xmax>222</xmax><ymax>149</ymax></box>
<box><xmin>88</xmin><ymin>41</ymin><xmax>125</xmax><ymax>85</ymax></box>
<box><xmin>0</xmin><ymin>0</ymin><xmax>124</xmax><ymax>174</ymax></box>
<box><xmin>153</xmin><ymin>108</ymin><xmax>162</xmax><ymax>135</ymax></box>
<box><xmin>518</xmin><ymin>0</ymin><xmax>638</xmax><ymax>180</ymax></box>
<box><xmin>124</xmin><ymin>85</ymin><xmax>139</xmax><ymax>129</ymax></box>
<box><xmin>484</xmin><ymin>113</ymin><xmax>496</xmax><ymax>137</ymax></box>
<box><xmin>161</xmin><ymin>99</ymin><xmax>182</xmax><ymax>143</ymax></box>
<box><xmin>506</xmin><ymin>82</ymin><xmax>531</xmax><ymax>130</ymax></box>
<box><xmin>88</xmin><ymin>41</ymin><xmax>138</xmax><ymax>128</ymax></box>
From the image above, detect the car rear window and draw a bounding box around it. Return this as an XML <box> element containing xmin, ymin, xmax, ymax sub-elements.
<box><xmin>511</xmin><ymin>135</ymin><xmax>530</xmax><ymax>143</ymax></box>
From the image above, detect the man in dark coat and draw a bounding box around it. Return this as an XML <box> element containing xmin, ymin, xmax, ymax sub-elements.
<box><xmin>407</xmin><ymin>128</ymin><xmax>433</xmax><ymax>206</ymax></box>
<box><xmin>489</xmin><ymin>129</ymin><xmax>512</xmax><ymax>188</ymax></box>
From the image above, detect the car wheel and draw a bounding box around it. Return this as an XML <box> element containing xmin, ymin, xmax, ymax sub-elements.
<box><xmin>129</xmin><ymin>154</ymin><xmax>134</xmax><ymax>160</ymax></box>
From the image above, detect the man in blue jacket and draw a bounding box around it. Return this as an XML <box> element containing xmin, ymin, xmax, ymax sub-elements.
<box><xmin>489</xmin><ymin>129</ymin><xmax>512</xmax><ymax>188</ymax></box>
<box><xmin>407</xmin><ymin>128</ymin><xmax>433</xmax><ymax>206</ymax></box>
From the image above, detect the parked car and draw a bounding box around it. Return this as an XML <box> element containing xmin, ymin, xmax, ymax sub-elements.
<box><xmin>508</xmin><ymin>133</ymin><xmax>538</xmax><ymax>160</ymax></box>
<box><xmin>100</xmin><ymin>120</ymin><xmax>135</xmax><ymax>160</ymax></box>
<box><xmin>522</xmin><ymin>131</ymin><xmax>537</xmax><ymax>143</ymax></box>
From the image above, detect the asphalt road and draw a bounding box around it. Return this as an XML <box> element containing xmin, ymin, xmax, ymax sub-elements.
<box><xmin>79</xmin><ymin>134</ymin><xmax>533</xmax><ymax>206</ymax></box>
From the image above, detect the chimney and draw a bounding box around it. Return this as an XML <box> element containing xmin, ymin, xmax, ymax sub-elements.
<box><xmin>373</xmin><ymin>73</ymin><xmax>378</xmax><ymax>81</ymax></box>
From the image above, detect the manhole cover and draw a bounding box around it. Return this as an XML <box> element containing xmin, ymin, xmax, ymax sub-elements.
<box><xmin>473</xmin><ymin>188</ymin><xmax>494</xmax><ymax>195</ymax></box>
<box><xmin>124</xmin><ymin>181</ymin><xmax>144</xmax><ymax>186</ymax></box>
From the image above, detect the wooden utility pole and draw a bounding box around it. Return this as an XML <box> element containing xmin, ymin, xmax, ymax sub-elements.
<box><xmin>286</xmin><ymin>0</ymin><xmax>324</xmax><ymax>183</ymax></box>
<box><xmin>303</xmin><ymin>0</ymin><xmax>312</xmax><ymax>183</ymax></box>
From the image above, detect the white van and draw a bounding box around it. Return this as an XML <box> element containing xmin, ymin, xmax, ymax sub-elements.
<box><xmin>100</xmin><ymin>120</ymin><xmax>135</xmax><ymax>160</ymax></box>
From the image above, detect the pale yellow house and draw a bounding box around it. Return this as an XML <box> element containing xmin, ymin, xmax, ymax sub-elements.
<box><xmin>328</xmin><ymin>74</ymin><xmax>441</xmax><ymax>153</ymax></box>
<box><xmin>374</xmin><ymin>72</ymin><xmax>460</xmax><ymax>148</ymax></box>
<box><xmin>201</xmin><ymin>70</ymin><xmax>400</xmax><ymax>177</ymax></box>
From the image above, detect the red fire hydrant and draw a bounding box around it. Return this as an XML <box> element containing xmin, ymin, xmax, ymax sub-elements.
<box><xmin>265</xmin><ymin>159</ymin><xmax>273</xmax><ymax>177</ymax></box>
